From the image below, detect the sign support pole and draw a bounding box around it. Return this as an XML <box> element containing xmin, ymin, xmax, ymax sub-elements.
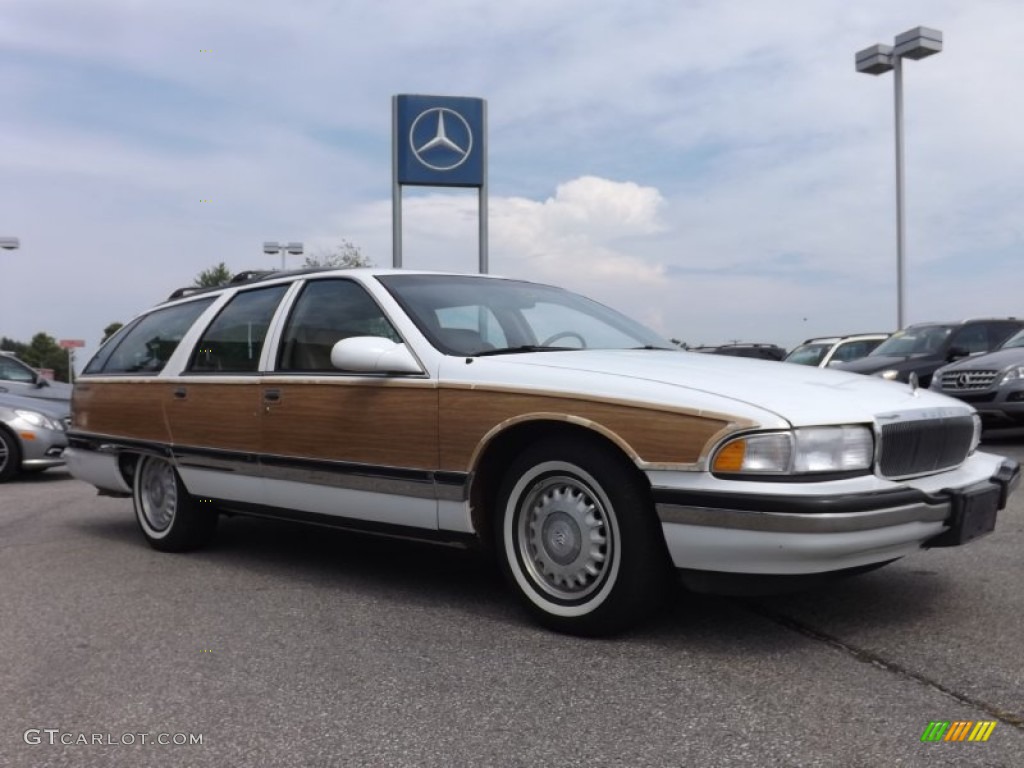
<box><xmin>478</xmin><ymin>100</ymin><xmax>488</xmax><ymax>274</ymax></box>
<box><xmin>391</xmin><ymin>96</ymin><xmax>403</xmax><ymax>269</ymax></box>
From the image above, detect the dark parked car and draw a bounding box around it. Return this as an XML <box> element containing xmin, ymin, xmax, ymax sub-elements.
<box><xmin>691</xmin><ymin>343</ymin><xmax>786</xmax><ymax>361</ymax></box>
<box><xmin>832</xmin><ymin>319</ymin><xmax>1024</xmax><ymax>388</ymax></box>
<box><xmin>930</xmin><ymin>327</ymin><xmax>1024</xmax><ymax>429</ymax></box>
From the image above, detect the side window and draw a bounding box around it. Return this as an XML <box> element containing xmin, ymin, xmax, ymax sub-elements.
<box><xmin>950</xmin><ymin>325</ymin><xmax>989</xmax><ymax>355</ymax></box>
<box><xmin>832</xmin><ymin>341</ymin><xmax>871</xmax><ymax>362</ymax></box>
<box><xmin>189</xmin><ymin>286</ymin><xmax>288</xmax><ymax>373</ymax></box>
<box><xmin>988</xmin><ymin>322</ymin><xmax>1022</xmax><ymax>349</ymax></box>
<box><xmin>277</xmin><ymin>279</ymin><xmax>401</xmax><ymax>372</ymax></box>
<box><xmin>92</xmin><ymin>298</ymin><xmax>215</xmax><ymax>375</ymax></box>
<box><xmin>0</xmin><ymin>357</ymin><xmax>36</xmax><ymax>382</ymax></box>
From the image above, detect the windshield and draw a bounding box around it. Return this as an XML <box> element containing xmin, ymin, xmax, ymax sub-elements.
<box><xmin>377</xmin><ymin>274</ymin><xmax>671</xmax><ymax>356</ymax></box>
<box><xmin>870</xmin><ymin>326</ymin><xmax>952</xmax><ymax>357</ymax></box>
<box><xmin>783</xmin><ymin>342</ymin><xmax>830</xmax><ymax>366</ymax></box>
<box><xmin>1001</xmin><ymin>329</ymin><xmax>1024</xmax><ymax>349</ymax></box>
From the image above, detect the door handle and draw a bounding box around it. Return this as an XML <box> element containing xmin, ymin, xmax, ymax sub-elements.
<box><xmin>263</xmin><ymin>389</ymin><xmax>281</xmax><ymax>403</ymax></box>
<box><xmin>172</xmin><ymin>387</ymin><xmax>187</xmax><ymax>399</ymax></box>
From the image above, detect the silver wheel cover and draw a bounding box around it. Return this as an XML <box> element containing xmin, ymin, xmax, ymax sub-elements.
<box><xmin>136</xmin><ymin>457</ymin><xmax>178</xmax><ymax>536</ymax></box>
<box><xmin>505</xmin><ymin>461</ymin><xmax>622</xmax><ymax>617</ymax></box>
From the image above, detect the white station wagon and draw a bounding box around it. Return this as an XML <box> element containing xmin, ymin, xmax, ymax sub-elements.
<box><xmin>67</xmin><ymin>269</ymin><xmax>1020</xmax><ymax>635</ymax></box>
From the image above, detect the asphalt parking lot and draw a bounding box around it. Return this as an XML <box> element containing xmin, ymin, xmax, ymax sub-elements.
<box><xmin>2</xmin><ymin>436</ymin><xmax>1024</xmax><ymax>768</ymax></box>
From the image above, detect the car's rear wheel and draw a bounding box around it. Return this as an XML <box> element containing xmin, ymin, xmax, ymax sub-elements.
<box><xmin>495</xmin><ymin>437</ymin><xmax>671</xmax><ymax>636</ymax></box>
<box><xmin>0</xmin><ymin>428</ymin><xmax>22</xmax><ymax>483</ymax></box>
<box><xmin>133</xmin><ymin>455</ymin><xmax>216</xmax><ymax>552</ymax></box>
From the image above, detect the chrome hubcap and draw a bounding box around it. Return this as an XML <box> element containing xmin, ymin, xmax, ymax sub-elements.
<box><xmin>0</xmin><ymin>438</ymin><xmax>8</xmax><ymax>472</ymax></box>
<box><xmin>518</xmin><ymin>475</ymin><xmax>610</xmax><ymax>600</ymax></box>
<box><xmin>140</xmin><ymin>459</ymin><xmax>177</xmax><ymax>532</ymax></box>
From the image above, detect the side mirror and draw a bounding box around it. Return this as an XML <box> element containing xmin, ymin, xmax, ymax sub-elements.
<box><xmin>947</xmin><ymin>346</ymin><xmax>969</xmax><ymax>362</ymax></box>
<box><xmin>34</xmin><ymin>375</ymin><xmax>49</xmax><ymax>388</ymax></box>
<box><xmin>330</xmin><ymin>337</ymin><xmax>422</xmax><ymax>374</ymax></box>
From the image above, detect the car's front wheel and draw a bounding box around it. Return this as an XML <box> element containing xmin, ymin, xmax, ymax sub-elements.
<box><xmin>133</xmin><ymin>455</ymin><xmax>216</xmax><ymax>552</ymax></box>
<box><xmin>495</xmin><ymin>437</ymin><xmax>671</xmax><ymax>636</ymax></box>
<box><xmin>0</xmin><ymin>428</ymin><xmax>22</xmax><ymax>483</ymax></box>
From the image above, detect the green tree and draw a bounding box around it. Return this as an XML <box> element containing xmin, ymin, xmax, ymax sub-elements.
<box><xmin>22</xmin><ymin>333</ymin><xmax>70</xmax><ymax>382</ymax></box>
<box><xmin>0</xmin><ymin>337</ymin><xmax>30</xmax><ymax>359</ymax></box>
<box><xmin>303</xmin><ymin>239</ymin><xmax>372</xmax><ymax>269</ymax></box>
<box><xmin>193</xmin><ymin>262</ymin><xmax>233</xmax><ymax>288</ymax></box>
<box><xmin>101</xmin><ymin>322</ymin><xmax>124</xmax><ymax>344</ymax></box>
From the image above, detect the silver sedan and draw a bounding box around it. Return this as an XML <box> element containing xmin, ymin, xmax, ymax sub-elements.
<box><xmin>0</xmin><ymin>393</ymin><xmax>69</xmax><ymax>482</ymax></box>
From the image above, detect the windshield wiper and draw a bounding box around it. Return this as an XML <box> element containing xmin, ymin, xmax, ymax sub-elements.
<box><xmin>473</xmin><ymin>345</ymin><xmax>577</xmax><ymax>357</ymax></box>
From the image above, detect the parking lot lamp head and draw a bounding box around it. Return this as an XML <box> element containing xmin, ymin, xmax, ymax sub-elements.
<box><xmin>262</xmin><ymin>240</ymin><xmax>304</xmax><ymax>270</ymax></box>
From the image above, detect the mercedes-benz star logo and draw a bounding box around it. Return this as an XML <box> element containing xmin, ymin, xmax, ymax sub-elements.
<box><xmin>957</xmin><ymin>372</ymin><xmax>971</xmax><ymax>389</ymax></box>
<box><xmin>409</xmin><ymin>107</ymin><xmax>473</xmax><ymax>172</ymax></box>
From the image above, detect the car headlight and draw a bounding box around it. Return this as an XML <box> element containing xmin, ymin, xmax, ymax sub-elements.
<box><xmin>998</xmin><ymin>366</ymin><xmax>1024</xmax><ymax>386</ymax></box>
<box><xmin>969</xmin><ymin>413</ymin><xmax>982</xmax><ymax>454</ymax></box>
<box><xmin>15</xmin><ymin>409</ymin><xmax>61</xmax><ymax>431</ymax></box>
<box><xmin>712</xmin><ymin>426</ymin><xmax>874</xmax><ymax>476</ymax></box>
<box><xmin>877</xmin><ymin>370</ymin><xmax>900</xmax><ymax>381</ymax></box>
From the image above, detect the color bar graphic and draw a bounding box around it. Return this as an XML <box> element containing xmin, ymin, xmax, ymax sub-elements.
<box><xmin>921</xmin><ymin>720</ymin><xmax>996</xmax><ymax>742</ymax></box>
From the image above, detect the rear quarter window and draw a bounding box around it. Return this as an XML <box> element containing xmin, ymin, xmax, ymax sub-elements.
<box><xmin>86</xmin><ymin>298</ymin><xmax>215</xmax><ymax>375</ymax></box>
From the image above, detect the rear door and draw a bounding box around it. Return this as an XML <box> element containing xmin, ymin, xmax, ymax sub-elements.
<box><xmin>168</xmin><ymin>284</ymin><xmax>290</xmax><ymax>504</ymax></box>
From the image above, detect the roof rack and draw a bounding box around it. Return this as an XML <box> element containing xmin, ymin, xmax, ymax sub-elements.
<box><xmin>163</xmin><ymin>266</ymin><xmax>344</xmax><ymax>302</ymax></box>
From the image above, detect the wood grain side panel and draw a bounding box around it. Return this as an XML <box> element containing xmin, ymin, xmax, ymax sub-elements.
<box><xmin>263</xmin><ymin>383</ymin><xmax>439</xmax><ymax>468</ymax></box>
<box><xmin>165</xmin><ymin>382</ymin><xmax>262</xmax><ymax>451</ymax></box>
<box><xmin>439</xmin><ymin>389</ymin><xmax>730</xmax><ymax>471</ymax></box>
<box><xmin>72</xmin><ymin>381</ymin><xmax>175</xmax><ymax>444</ymax></box>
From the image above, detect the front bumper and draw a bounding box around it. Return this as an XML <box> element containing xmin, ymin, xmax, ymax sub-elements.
<box><xmin>650</xmin><ymin>452</ymin><xmax>1019</xmax><ymax>576</ymax></box>
<box><xmin>17</xmin><ymin>427</ymin><xmax>68</xmax><ymax>469</ymax></box>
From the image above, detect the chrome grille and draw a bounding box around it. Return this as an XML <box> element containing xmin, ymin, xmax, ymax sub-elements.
<box><xmin>878</xmin><ymin>416</ymin><xmax>975</xmax><ymax>478</ymax></box>
<box><xmin>940</xmin><ymin>370</ymin><xmax>998</xmax><ymax>391</ymax></box>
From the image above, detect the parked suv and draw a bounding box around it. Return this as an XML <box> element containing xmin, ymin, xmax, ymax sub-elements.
<box><xmin>931</xmin><ymin>327</ymin><xmax>1024</xmax><ymax>429</ymax></box>
<box><xmin>783</xmin><ymin>334</ymin><xmax>890</xmax><ymax>368</ymax></box>
<box><xmin>832</xmin><ymin>319</ymin><xmax>1024</xmax><ymax>388</ymax></box>
<box><xmin>65</xmin><ymin>269</ymin><xmax>1019</xmax><ymax>635</ymax></box>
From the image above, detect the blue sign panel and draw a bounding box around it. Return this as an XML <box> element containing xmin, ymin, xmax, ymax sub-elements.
<box><xmin>395</xmin><ymin>95</ymin><xmax>485</xmax><ymax>188</ymax></box>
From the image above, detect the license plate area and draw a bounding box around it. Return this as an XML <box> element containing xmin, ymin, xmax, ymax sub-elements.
<box><xmin>927</xmin><ymin>484</ymin><xmax>1000</xmax><ymax>548</ymax></box>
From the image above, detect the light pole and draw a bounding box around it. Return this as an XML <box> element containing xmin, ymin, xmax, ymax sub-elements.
<box><xmin>856</xmin><ymin>27</ymin><xmax>942</xmax><ymax>330</ymax></box>
<box><xmin>262</xmin><ymin>241</ymin><xmax>303</xmax><ymax>271</ymax></box>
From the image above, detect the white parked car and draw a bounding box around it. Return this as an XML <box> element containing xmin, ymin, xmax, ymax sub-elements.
<box><xmin>783</xmin><ymin>333</ymin><xmax>890</xmax><ymax>368</ymax></box>
<box><xmin>66</xmin><ymin>269</ymin><xmax>1020</xmax><ymax>635</ymax></box>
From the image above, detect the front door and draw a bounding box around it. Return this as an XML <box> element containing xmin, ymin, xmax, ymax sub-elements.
<box><xmin>259</xmin><ymin>278</ymin><xmax>439</xmax><ymax>529</ymax></box>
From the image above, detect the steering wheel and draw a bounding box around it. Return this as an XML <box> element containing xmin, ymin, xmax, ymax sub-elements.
<box><xmin>540</xmin><ymin>331</ymin><xmax>587</xmax><ymax>348</ymax></box>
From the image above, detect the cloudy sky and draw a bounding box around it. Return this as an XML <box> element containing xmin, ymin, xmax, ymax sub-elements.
<box><xmin>3</xmin><ymin>0</ymin><xmax>1024</xmax><ymax>365</ymax></box>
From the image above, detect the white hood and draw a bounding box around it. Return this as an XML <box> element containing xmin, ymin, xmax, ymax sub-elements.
<box><xmin>445</xmin><ymin>349</ymin><xmax>970</xmax><ymax>428</ymax></box>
